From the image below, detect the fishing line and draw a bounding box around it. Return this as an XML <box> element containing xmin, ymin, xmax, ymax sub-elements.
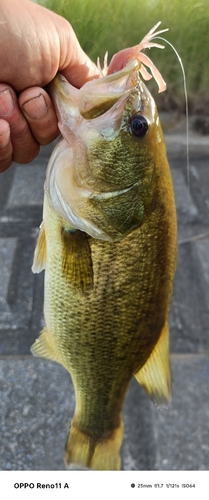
<box><xmin>152</xmin><ymin>35</ymin><xmax>190</xmax><ymax>190</ymax></box>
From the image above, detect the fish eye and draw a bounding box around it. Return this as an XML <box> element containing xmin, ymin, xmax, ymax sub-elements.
<box><xmin>130</xmin><ymin>114</ymin><xmax>149</xmax><ymax>137</ymax></box>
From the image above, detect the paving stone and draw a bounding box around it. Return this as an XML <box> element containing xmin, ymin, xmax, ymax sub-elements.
<box><xmin>0</xmin><ymin>238</ymin><xmax>17</xmax><ymax>310</ymax></box>
<box><xmin>192</xmin><ymin>240</ymin><xmax>209</xmax><ymax>351</ymax></box>
<box><xmin>169</xmin><ymin>238</ymin><xmax>209</xmax><ymax>355</ymax></box>
<box><xmin>195</xmin><ymin>240</ymin><xmax>209</xmax><ymax>289</ymax></box>
<box><xmin>165</xmin><ymin>131</ymin><xmax>209</xmax><ymax>160</ymax></box>
<box><xmin>0</xmin><ymin>164</ymin><xmax>15</xmax><ymax>212</ymax></box>
<box><xmin>0</xmin><ymin>359</ymin><xmax>73</xmax><ymax>471</ymax></box>
<box><xmin>0</xmin><ymin>236</ymin><xmax>41</xmax><ymax>334</ymax></box>
<box><xmin>7</xmin><ymin>165</ymin><xmax>46</xmax><ymax>208</ymax></box>
<box><xmin>189</xmin><ymin>160</ymin><xmax>209</xmax><ymax>223</ymax></box>
<box><xmin>152</xmin><ymin>355</ymin><xmax>209</xmax><ymax>470</ymax></box>
<box><xmin>169</xmin><ymin>243</ymin><xmax>204</xmax><ymax>354</ymax></box>
<box><xmin>122</xmin><ymin>379</ymin><xmax>156</xmax><ymax>471</ymax></box>
<box><xmin>171</xmin><ymin>168</ymin><xmax>198</xmax><ymax>225</ymax></box>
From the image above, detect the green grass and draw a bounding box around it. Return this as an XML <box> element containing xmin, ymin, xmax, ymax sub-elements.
<box><xmin>39</xmin><ymin>0</ymin><xmax>209</xmax><ymax>112</ymax></box>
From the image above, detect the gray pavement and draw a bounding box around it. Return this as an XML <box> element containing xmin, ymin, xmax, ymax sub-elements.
<box><xmin>0</xmin><ymin>119</ymin><xmax>209</xmax><ymax>471</ymax></box>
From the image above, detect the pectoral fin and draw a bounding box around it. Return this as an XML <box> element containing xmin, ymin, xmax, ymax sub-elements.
<box><xmin>61</xmin><ymin>229</ymin><xmax>93</xmax><ymax>294</ymax></box>
<box><xmin>134</xmin><ymin>321</ymin><xmax>171</xmax><ymax>406</ymax></box>
<box><xmin>32</xmin><ymin>223</ymin><xmax>46</xmax><ymax>273</ymax></box>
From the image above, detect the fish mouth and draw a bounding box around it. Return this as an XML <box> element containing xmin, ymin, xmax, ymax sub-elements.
<box><xmin>78</xmin><ymin>59</ymin><xmax>141</xmax><ymax>119</ymax></box>
<box><xmin>48</xmin><ymin>58</ymin><xmax>153</xmax><ymax>150</ymax></box>
<box><xmin>48</xmin><ymin>59</ymin><xmax>141</xmax><ymax>125</ymax></box>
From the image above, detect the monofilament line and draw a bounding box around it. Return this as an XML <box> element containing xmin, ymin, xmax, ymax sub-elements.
<box><xmin>153</xmin><ymin>36</ymin><xmax>190</xmax><ymax>190</ymax></box>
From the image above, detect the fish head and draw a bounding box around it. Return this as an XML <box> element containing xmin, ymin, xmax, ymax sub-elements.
<box><xmin>46</xmin><ymin>59</ymin><xmax>166</xmax><ymax>241</ymax></box>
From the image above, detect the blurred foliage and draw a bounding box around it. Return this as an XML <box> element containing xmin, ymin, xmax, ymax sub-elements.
<box><xmin>39</xmin><ymin>0</ymin><xmax>209</xmax><ymax>112</ymax></box>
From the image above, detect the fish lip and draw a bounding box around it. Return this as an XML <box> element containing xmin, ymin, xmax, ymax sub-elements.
<box><xmin>50</xmin><ymin>58</ymin><xmax>140</xmax><ymax>93</ymax></box>
<box><xmin>48</xmin><ymin>59</ymin><xmax>142</xmax><ymax>124</ymax></box>
<box><xmin>82</xmin><ymin>58</ymin><xmax>140</xmax><ymax>86</ymax></box>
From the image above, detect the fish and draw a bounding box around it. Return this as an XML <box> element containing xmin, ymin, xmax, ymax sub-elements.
<box><xmin>31</xmin><ymin>22</ymin><xmax>177</xmax><ymax>470</ymax></box>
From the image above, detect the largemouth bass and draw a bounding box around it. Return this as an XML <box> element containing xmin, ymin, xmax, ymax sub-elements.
<box><xmin>32</xmin><ymin>23</ymin><xmax>177</xmax><ymax>470</ymax></box>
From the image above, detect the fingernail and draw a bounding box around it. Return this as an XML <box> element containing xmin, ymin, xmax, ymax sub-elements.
<box><xmin>0</xmin><ymin>89</ymin><xmax>15</xmax><ymax>116</ymax></box>
<box><xmin>22</xmin><ymin>94</ymin><xmax>48</xmax><ymax>119</ymax></box>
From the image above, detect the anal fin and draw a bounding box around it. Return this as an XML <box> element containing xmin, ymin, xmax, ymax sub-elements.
<box><xmin>134</xmin><ymin>321</ymin><xmax>171</xmax><ymax>407</ymax></box>
<box><xmin>31</xmin><ymin>327</ymin><xmax>60</xmax><ymax>364</ymax></box>
<box><xmin>32</xmin><ymin>223</ymin><xmax>46</xmax><ymax>273</ymax></box>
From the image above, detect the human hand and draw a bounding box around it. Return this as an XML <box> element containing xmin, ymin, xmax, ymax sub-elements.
<box><xmin>0</xmin><ymin>0</ymin><xmax>99</xmax><ymax>172</ymax></box>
